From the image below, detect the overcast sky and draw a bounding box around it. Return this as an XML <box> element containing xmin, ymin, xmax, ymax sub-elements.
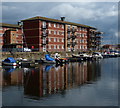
<box><xmin>1</xmin><ymin>2</ymin><xmax>119</xmax><ymax>45</ymax></box>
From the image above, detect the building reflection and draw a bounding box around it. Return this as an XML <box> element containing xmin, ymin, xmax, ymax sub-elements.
<box><xmin>23</xmin><ymin>61</ymin><xmax>101</xmax><ymax>99</ymax></box>
<box><xmin>2</xmin><ymin>61</ymin><xmax>101</xmax><ymax>100</ymax></box>
<box><xmin>2</xmin><ymin>66</ymin><xmax>23</xmax><ymax>87</ymax></box>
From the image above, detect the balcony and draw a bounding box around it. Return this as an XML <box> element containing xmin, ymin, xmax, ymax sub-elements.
<box><xmin>67</xmin><ymin>34</ymin><xmax>71</xmax><ymax>39</ymax></box>
<box><xmin>72</xmin><ymin>28</ymin><xmax>77</xmax><ymax>33</ymax></box>
<box><xmin>67</xmin><ymin>28</ymin><xmax>71</xmax><ymax>32</ymax></box>
<box><xmin>71</xmin><ymin>35</ymin><xmax>77</xmax><ymax>40</ymax></box>
<box><xmin>42</xmin><ymin>40</ymin><xmax>48</xmax><ymax>45</ymax></box>
<box><xmin>42</xmin><ymin>32</ymin><xmax>48</xmax><ymax>37</ymax></box>
<box><xmin>96</xmin><ymin>36</ymin><xmax>101</xmax><ymax>38</ymax></box>
<box><xmin>67</xmin><ymin>44</ymin><xmax>71</xmax><ymax>47</ymax></box>
<box><xmin>72</xmin><ymin>42</ymin><xmax>77</xmax><ymax>47</ymax></box>
<box><xmin>42</xmin><ymin>25</ymin><xmax>47</xmax><ymax>29</ymax></box>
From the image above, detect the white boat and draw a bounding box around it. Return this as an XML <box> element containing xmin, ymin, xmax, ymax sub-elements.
<box><xmin>92</xmin><ymin>52</ymin><xmax>103</xmax><ymax>59</ymax></box>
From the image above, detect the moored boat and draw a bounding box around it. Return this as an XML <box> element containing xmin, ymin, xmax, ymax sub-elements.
<box><xmin>2</xmin><ymin>57</ymin><xmax>18</xmax><ymax>66</ymax></box>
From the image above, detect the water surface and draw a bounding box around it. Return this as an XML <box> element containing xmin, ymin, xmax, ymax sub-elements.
<box><xmin>2</xmin><ymin>58</ymin><xmax>118</xmax><ymax>106</ymax></box>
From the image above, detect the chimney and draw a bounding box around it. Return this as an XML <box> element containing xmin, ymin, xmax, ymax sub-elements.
<box><xmin>61</xmin><ymin>17</ymin><xmax>65</xmax><ymax>21</ymax></box>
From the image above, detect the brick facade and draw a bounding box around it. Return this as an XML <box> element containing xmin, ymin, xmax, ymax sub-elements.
<box><xmin>21</xmin><ymin>16</ymin><xmax>102</xmax><ymax>52</ymax></box>
<box><xmin>0</xmin><ymin>23</ymin><xmax>23</xmax><ymax>50</ymax></box>
<box><xmin>0</xmin><ymin>16</ymin><xmax>102</xmax><ymax>52</ymax></box>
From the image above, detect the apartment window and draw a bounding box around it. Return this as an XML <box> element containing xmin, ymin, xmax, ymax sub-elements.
<box><xmin>43</xmin><ymin>47</ymin><xmax>46</xmax><ymax>52</ymax></box>
<box><xmin>80</xmin><ymin>40</ymin><xmax>83</xmax><ymax>43</ymax></box>
<box><xmin>57</xmin><ymin>38</ymin><xmax>60</xmax><ymax>42</ymax></box>
<box><xmin>79</xmin><ymin>27</ymin><xmax>82</xmax><ymax>31</ymax></box>
<box><xmin>76</xmin><ymin>45</ymin><xmax>78</xmax><ymax>49</ymax></box>
<box><xmin>85</xmin><ymin>46</ymin><xmax>87</xmax><ymax>49</ymax></box>
<box><xmin>0</xmin><ymin>27</ymin><xmax>3</xmax><ymax>30</ymax></box>
<box><xmin>62</xmin><ymin>45</ymin><xmax>64</xmax><ymax>49</ymax></box>
<box><xmin>84</xmin><ymin>34</ymin><xmax>86</xmax><ymax>37</ymax></box>
<box><xmin>82</xmin><ymin>34</ymin><xmax>84</xmax><ymax>37</ymax></box>
<box><xmin>62</xmin><ymin>31</ymin><xmax>64</xmax><ymax>35</ymax></box>
<box><xmin>0</xmin><ymin>33</ymin><xmax>3</xmax><ymax>37</ymax></box>
<box><xmin>54</xmin><ymin>38</ymin><xmax>57</xmax><ymax>42</ymax></box>
<box><xmin>48</xmin><ymin>38</ymin><xmax>51</xmax><ymax>42</ymax></box>
<box><xmin>62</xmin><ymin>25</ymin><xmax>64</xmax><ymax>28</ymax></box>
<box><xmin>57</xmin><ymin>45</ymin><xmax>60</xmax><ymax>49</ymax></box>
<box><xmin>68</xmin><ymin>48</ymin><xmax>71</xmax><ymax>51</ymax></box>
<box><xmin>54</xmin><ymin>23</ymin><xmax>56</xmax><ymax>28</ymax></box>
<box><xmin>79</xmin><ymin>46</ymin><xmax>81</xmax><ymax>49</ymax></box>
<box><xmin>62</xmin><ymin>39</ymin><xmax>64</xmax><ymax>42</ymax></box>
<box><xmin>49</xmin><ymin>45</ymin><xmax>51</xmax><ymax>49</ymax></box>
<box><xmin>54</xmin><ymin>45</ymin><xmax>56</xmax><ymax>49</ymax></box>
<box><xmin>49</xmin><ymin>30</ymin><xmax>51</xmax><ymax>34</ymax></box>
<box><xmin>48</xmin><ymin>22</ymin><xmax>51</xmax><ymax>27</ymax></box>
<box><xmin>80</xmin><ymin>33</ymin><xmax>82</xmax><ymax>37</ymax></box>
<box><xmin>0</xmin><ymin>40</ymin><xmax>3</xmax><ymax>43</ymax></box>
<box><xmin>57</xmin><ymin>31</ymin><xmax>60</xmax><ymax>35</ymax></box>
<box><xmin>43</xmin><ymin>39</ymin><xmax>46</xmax><ymax>44</ymax></box>
<box><xmin>43</xmin><ymin>21</ymin><xmax>46</xmax><ymax>26</ymax></box>
<box><xmin>80</xmin><ymin>40</ymin><xmax>81</xmax><ymax>43</ymax></box>
<box><xmin>57</xmin><ymin>24</ymin><xmax>60</xmax><ymax>28</ymax></box>
<box><xmin>82</xmin><ymin>40</ymin><xmax>84</xmax><ymax>43</ymax></box>
<box><xmin>82</xmin><ymin>46</ymin><xmax>84</xmax><ymax>49</ymax></box>
<box><xmin>16</xmin><ymin>34</ymin><xmax>18</xmax><ymax>37</ymax></box>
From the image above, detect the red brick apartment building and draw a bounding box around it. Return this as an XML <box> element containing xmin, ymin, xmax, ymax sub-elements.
<box><xmin>0</xmin><ymin>23</ymin><xmax>23</xmax><ymax>51</ymax></box>
<box><xmin>0</xmin><ymin>16</ymin><xmax>102</xmax><ymax>52</ymax></box>
<box><xmin>21</xmin><ymin>16</ymin><xmax>102</xmax><ymax>52</ymax></box>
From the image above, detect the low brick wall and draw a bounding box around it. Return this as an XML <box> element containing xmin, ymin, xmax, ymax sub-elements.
<box><xmin>1</xmin><ymin>51</ymin><xmax>74</xmax><ymax>61</ymax></box>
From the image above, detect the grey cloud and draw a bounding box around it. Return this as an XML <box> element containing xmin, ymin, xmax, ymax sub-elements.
<box><xmin>2</xmin><ymin>2</ymin><xmax>118</xmax><ymax>44</ymax></box>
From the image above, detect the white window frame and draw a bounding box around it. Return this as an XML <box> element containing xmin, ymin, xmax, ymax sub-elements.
<box><xmin>62</xmin><ymin>38</ymin><xmax>64</xmax><ymax>42</ymax></box>
<box><xmin>82</xmin><ymin>34</ymin><xmax>84</xmax><ymax>37</ymax></box>
<box><xmin>49</xmin><ymin>45</ymin><xmax>51</xmax><ymax>49</ymax></box>
<box><xmin>0</xmin><ymin>27</ymin><xmax>3</xmax><ymax>30</ymax></box>
<box><xmin>57</xmin><ymin>38</ymin><xmax>60</xmax><ymax>42</ymax></box>
<box><xmin>62</xmin><ymin>25</ymin><xmax>64</xmax><ymax>29</ymax></box>
<box><xmin>57</xmin><ymin>24</ymin><xmax>60</xmax><ymax>28</ymax></box>
<box><xmin>57</xmin><ymin>31</ymin><xmax>60</xmax><ymax>35</ymax></box>
<box><xmin>62</xmin><ymin>45</ymin><xmax>64</xmax><ymax>49</ymax></box>
<box><xmin>48</xmin><ymin>30</ymin><xmax>51</xmax><ymax>34</ymax></box>
<box><xmin>54</xmin><ymin>31</ymin><xmax>56</xmax><ymax>35</ymax></box>
<box><xmin>54</xmin><ymin>45</ymin><xmax>56</xmax><ymax>49</ymax></box>
<box><xmin>48</xmin><ymin>38</ymin><xmax>51</xmax><ymax>42</ymax></box>
<box><xmin>54</xmin><ymin>38</ymin><xmax>56</xmax><ymax>42</ymax></box>
<box><xmin>57</xmin><ymin>45</ymin><xmax>60</xmax><ymax>49</ymax></box>
<box><xmin>49</xmin><ymin>22</ymin><xmax>51</xmax><ymax>27</ymax></box>
<box><xmin>54</xmin><ymin>23</ymin><xmax>56</xmax><ymax>28</ymax></box>
<box><xmin>43</xmin><ymin>21</ymin><xmax>46</xmax><ymax>26</ymax></box>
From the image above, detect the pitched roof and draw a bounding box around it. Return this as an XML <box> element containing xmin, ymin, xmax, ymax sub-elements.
<box><xmin>21</xmin><ymin>16</ymin><xmax>96</xmax><ymax>29</ymax></box>
<box><xmin>0</xmin><ymin>23</ymin><xmax>21</xmax><ymax>28</ymax></box>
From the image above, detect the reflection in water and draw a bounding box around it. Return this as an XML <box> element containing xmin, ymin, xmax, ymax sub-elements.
<box><xmin>2</xmin><ymin>61</ymin><xmax>101</xmax><ymax>100</ymax></box>
<box><xmin>3</xmin><ymin>66</ymin><xmax>23</xmax><ymax>87</ymax></box>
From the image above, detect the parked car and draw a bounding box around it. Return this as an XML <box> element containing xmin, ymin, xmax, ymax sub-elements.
<box><xmin>24</xmin><ymin>48</ymin><xmax>31</xmax><ymax>52</ymax></box>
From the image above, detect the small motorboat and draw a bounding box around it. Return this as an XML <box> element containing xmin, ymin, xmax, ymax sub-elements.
<box><xmin>2</xmin><ymin>57</ymin><xmax>18</xmax><ymax>66</ymax></box>
<box><xmin>92</xmin><ymin>52</ymin><xmax>103</xmax><ymax>59</ymax></box>
<box><xmin>41</xmin><ymin>54</ymin><xmax>56</xmax><ymax>64</ymax></box>
<box><xmin>55</xmin><ymin>57</ymin><xmax>69</xmax><ymax>64</ymax></box>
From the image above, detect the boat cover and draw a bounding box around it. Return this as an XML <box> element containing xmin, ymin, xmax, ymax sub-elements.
<box><xmin>3</xmin><ymin>57</ymin><xmax>16</xmax><ymax>63</ymax></box>
<box><xmin>45</xmin><ymin>65</ymin><xmax>53</xmax><ymax>72</ymax></box>
<box><xmin>45</xmin><ymin>54</ymin><xmax>55</xmax><ymax>61</ymax></box>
